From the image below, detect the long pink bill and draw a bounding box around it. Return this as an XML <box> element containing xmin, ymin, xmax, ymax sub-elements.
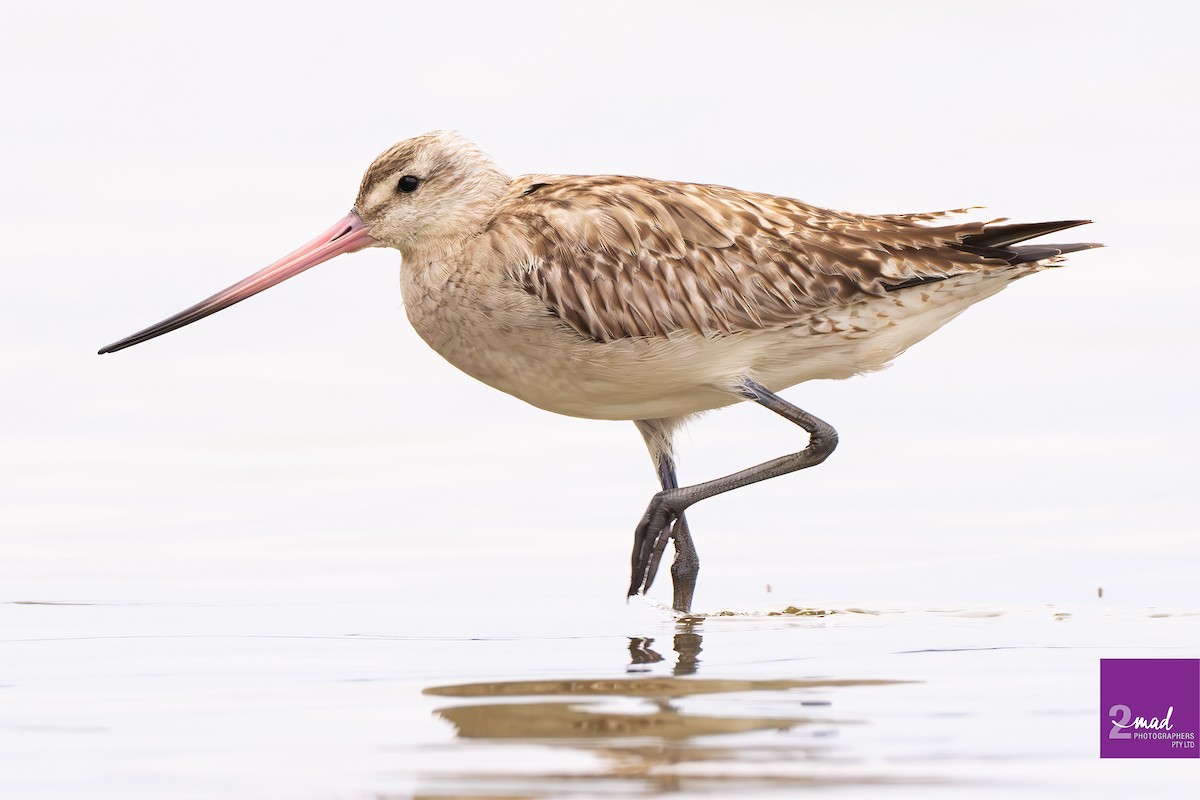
<box><xmin>98</xmin><ymin>211</ymin><xmax>376</xmax><ymax>354</ymax></box>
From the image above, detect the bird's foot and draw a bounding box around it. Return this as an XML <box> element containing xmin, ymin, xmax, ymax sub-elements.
<box><xmin>628</xmin><ymin>490</ymin><xmax>680</xmax><ymax>597</ymax></box>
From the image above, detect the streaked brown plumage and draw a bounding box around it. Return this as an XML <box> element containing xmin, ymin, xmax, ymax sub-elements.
<box><xmin>500</xmin><ymin>176</ymin><xmax>1011</xmax><ymax>342</ymax></box>
<box><xmin>100</xmin><ymin>131</ymin><xmax>1100</xmax><ymax>611</ymax></box>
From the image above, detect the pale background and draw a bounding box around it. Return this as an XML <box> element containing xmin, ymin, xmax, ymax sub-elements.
<box><xmin>1</xmin><ymin>1</ymin><xmax>1197</xmax><ymax>798</ymax></box>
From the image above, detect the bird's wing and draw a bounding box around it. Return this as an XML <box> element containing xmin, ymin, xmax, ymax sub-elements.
<box><xmin>486</xmin><ymin>175</ymin><xmax>1013</xmax><ymax>343</ymax></box>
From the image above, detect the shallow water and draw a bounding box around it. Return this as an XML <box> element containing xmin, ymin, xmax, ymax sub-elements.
<box><xmin>4</xmin><ymin>559</ymin><xmax>1197</xmax><ymax>799</ymax></box>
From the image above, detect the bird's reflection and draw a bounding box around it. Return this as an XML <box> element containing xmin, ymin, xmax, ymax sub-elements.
<box><xmin>627</xmin><ymin>622</ymin><xmax>702</xmax><ymax>675</ymax></box>
<box><xmin>626</xmin><ymin>636</ymin><xmax>665</xmax><ymax>668</ymax></box>
<box><xmin>415</xmin><ymin>621</ymin><xmax>915</xmax><ymax>797</ymax></box>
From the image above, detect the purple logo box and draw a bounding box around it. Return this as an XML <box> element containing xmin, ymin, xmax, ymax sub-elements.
<box><xmin>1101</xmin><ymin>659</ymin><xmax>1199</xmax><ymax>758</ymax></box>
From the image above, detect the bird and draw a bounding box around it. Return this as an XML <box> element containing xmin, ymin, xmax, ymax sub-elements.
<box><xmin>99</xmin><ymin>131</ymin><xmax>1099</xmax><ymax>612</ymax></box>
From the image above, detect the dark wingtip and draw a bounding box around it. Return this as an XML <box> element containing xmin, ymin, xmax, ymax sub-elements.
<box><xmin>1008</xmin><ymin>241</ymin><xmax>1104</xmax><ymax>263</ymax></box>
<box><xmin>954</xmin><ymin>219</ymin><xmax>1101</xmax><ymax>265</ymax></box>
<box><xmin>962</xmin><ymin>219</ymin><xmax>1093</xmax><ymax>249</ymax></box>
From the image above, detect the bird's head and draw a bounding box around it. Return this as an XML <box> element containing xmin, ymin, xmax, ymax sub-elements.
<box><xmin>98</xmin><ymin>131</ymin><xmax>508</xmax><ymax>354</ymax></box>
<box><xmin>355</xmin><ymin>130</ymin><xmax>509</xmax><ymax>258</ymax></box>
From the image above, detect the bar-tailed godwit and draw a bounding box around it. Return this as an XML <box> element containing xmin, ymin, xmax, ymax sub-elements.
<box><xmin>100</xmin><ymin>131</ymin><xmax>1099</xmax><ymax>611</ymax></box>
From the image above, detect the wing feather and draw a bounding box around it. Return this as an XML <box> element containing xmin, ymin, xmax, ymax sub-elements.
<box><xmin>489</xmin><ymin>175</ymin><xmax>1015</xmax><ymax>343</ymax></box>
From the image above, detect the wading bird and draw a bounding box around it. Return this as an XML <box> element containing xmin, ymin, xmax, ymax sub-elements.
<box><xmin>100</xmin><ymin>131</ymin><xmax>1098</xmax><ymax>612</ymax></box>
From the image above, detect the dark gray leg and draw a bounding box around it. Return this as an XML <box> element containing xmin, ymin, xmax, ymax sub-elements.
<box><xmin>651</xmin><ymin>450</ymin><xmax>699</xmax><ymax>612</ymax></box>
<box><xmin>633</xmin><ymin>418</ymin><xmax>700</xmax><ymax>612</ymax></box>
<box><xmin>628</xmin><ymin>378</ymin><xmax>838</xmax><ymax>601</ymax></box>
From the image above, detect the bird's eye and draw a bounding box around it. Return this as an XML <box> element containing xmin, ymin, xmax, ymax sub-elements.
<box><xmin>397</xmin><ymin>175</ymin><xmax>421</xmax><ymax>193</ymax></box>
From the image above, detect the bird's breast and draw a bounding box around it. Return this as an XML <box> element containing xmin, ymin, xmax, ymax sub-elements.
<box><xmin>398</xmin><ymin>259</ymin><xmax>741</xmax><ymax>419</ymax></box>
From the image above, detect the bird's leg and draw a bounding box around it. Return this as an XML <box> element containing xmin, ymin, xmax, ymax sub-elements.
<box><xmin>632</xmin><ymin>419</ymin><xmax>700</xmax><ymax>611</ymax></box>
<box><xmin>649</xmin><ymin>450</ymin><xmax>700</xmax><ymax>612</ymax></box>
<box><xmin>629</xmin><ymin>378</ymin><xmax>838</xmax><ymax>602</ymax></box>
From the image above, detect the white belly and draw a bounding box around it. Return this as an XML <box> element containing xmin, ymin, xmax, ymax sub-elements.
<box><xmin>404</xmin><ymin>266</ymin><xmax>1033</xmax><ymax>421</ymax></box>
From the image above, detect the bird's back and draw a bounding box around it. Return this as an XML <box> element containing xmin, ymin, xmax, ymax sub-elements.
<box><xmin>478</xmin><ymin>175</ymin><xmax>1092</xmax><ymax>346</ymax></box>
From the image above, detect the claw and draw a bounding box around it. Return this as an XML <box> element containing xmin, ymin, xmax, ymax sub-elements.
<box><xmin>627</xmin><ymin>492</ymin><xmax>679</xmax><ymax>597</ymax></box>
<box><xmin>642</xmin><ymin>519</ymin><xmax>673</xmax><ymax>592</ymax></box>
<box><xmin>627</xmin><ymin>514</ymin><xmax>655</xmax><ymax>596</ymax></box>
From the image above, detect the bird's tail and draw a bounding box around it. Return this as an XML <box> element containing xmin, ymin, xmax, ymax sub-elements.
<box><xmin>954</xmin><ymin>219</ymin><xmax>1102</xmax><ymax>265</ymax></box>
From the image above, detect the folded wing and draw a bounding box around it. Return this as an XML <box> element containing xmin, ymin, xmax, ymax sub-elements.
<box><xmin>489</xmin><ymin>175</ymin><xmax>1095</xmax><ymax>342</ymax></box>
